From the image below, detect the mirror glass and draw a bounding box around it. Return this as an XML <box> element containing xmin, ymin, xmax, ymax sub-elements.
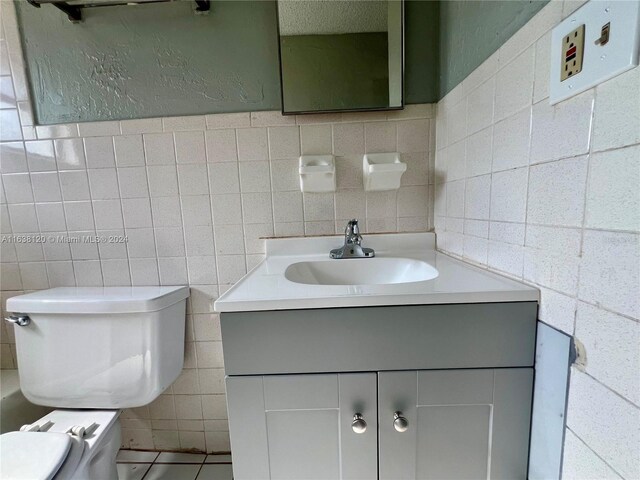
<box><xmin>277</xmin><ymin>0</ymin><xmax>403</xmax><ymax>114</ymax></box>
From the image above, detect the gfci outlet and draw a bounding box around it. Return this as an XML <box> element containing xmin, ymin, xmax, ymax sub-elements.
<box><xmin>550</xmin><ymin>0</ymin><xmax>640</xmax><ymax>105</ymax></box>
<box><xmin>561</xmin><ymin>25</ymin><xmax>585</xmax><ymax>81</ymax></box>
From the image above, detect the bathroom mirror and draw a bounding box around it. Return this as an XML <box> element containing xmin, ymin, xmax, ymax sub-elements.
<box><xmin>277</xmin><ymin>0</ymin><xmax>403</xmax><ymax>114</ymax></box>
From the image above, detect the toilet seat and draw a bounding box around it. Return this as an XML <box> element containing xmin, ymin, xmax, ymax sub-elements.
<box><xmin>0</xmin><ymin>410</ymin><xmax>119</xmax><ymax>480</ymax></box>
<box><xmin>0</xmin><ymin>431</ymin><xmax>83</xmax><ymax>480</ymax></box>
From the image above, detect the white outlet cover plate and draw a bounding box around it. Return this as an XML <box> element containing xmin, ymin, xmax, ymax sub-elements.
<box><xmin>550</xmin><ymin>0</ymin><xmax>640</xmax><ymax>105</ymax></box>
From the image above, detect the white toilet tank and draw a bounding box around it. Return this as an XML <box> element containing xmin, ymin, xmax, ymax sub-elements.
<box><xmin>5</xmin><ymin>286</ymin><xmax>189</xmax><ymax>409</ymax></box>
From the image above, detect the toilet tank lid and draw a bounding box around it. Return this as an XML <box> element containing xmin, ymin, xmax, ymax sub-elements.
<box><xmin>6</xmin><ymin>286</ymin><xmax>190</xmax><ymax>314</ymax></box>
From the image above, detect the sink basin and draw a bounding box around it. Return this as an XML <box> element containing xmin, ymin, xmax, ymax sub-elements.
<box><xmin>284</xmin><ymin>257</ymin><xmax>439</xmax><ymax>286</ymax></box>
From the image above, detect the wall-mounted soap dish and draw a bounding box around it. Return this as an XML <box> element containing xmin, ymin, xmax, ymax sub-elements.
<box><xmin>299</xmin><ymin>155</ymin><xmax>336</xmax><ymax>193</ymax></box>
<box><xmin>363</xmin><ymin>153</ymin><xmax>406</xmax><ymax>191</ymax></box>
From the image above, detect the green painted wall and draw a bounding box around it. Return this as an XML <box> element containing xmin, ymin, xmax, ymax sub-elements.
<box><xmin>439</xmin><ymin>0</ymin><xmax>549</xmax><ymax>97</ymax></box>
<box><xmin>404</xmin><ymin>0</ymin><xmax>439</xmax><ymax>104</ymax></box>
<box><xmin>16</xmin><ymin>0</ymin><xmax>282</xmax><ymax>124</ymax></box>
<box><xmin>281</xmin><ymin>33</ymin><xmax>390</xmax><ymax>113</ymax></box>
<box><xmin>15</xmin><ymin>0</ymin><xmax>440</xmax><ymax>124</ymax></box>
<box><xmin>15</xmin><ymin>0</ymin><xmax>548</xmax><ymax>123</ymax></box>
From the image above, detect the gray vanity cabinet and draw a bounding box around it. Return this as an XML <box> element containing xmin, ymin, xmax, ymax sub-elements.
<box><xmin>378</xmin><ymin>369</ymin><xmax>533</xmax><ymax>480</ymax></box>
<box><xmin>222</xmin><ymin>302</ymin><xmax>537</xmax><ymax>480</ymax></box>
<box><xmin>226</xmin><ymin>373</ymin><xmax>378</xmax><ymax>480</ymax></box>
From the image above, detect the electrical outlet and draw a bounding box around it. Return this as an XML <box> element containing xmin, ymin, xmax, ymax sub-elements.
<box><xmin>560</xmin><ymin>25</ymin><xmax>585</xmax><ymax>81</ymax></box>
<box><xmin>550</xmin><ymin>0</ymin><xmax>640</xmax><ymax>105</ymax></box>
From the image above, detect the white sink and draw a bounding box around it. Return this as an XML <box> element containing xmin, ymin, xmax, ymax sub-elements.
<box><xmin>284</xmin><ymin>257</ymin><xmax>439</xmax><ymax>286</ymax></box>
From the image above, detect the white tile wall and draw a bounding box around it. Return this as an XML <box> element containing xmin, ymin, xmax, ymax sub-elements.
<box><xmin>435</xmin><ymin>2</ymin><xmax>639</xmax><ymax>477</ymax></box>
<box><xmin>0</xmin><ymin>0</ymin><xmax>434</xmax><ymax>455</ymax></box>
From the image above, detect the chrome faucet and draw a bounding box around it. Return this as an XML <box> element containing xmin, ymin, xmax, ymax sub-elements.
<box><xmin>330</xmin><ymin>219</ymin><xmax>375</xmax><ymax>259</ymax></box>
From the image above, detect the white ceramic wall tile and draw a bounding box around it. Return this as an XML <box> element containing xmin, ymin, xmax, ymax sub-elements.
<box><xmin>93</xmin><ymin>199</ymin><xmax>124</xmax><ymax>229</ymax></box>
<box><xmin>25</xmin><ymin>140</ymin><xmax>56</xmax><ymax>171</ymax></box>
<box><xmin>527</xmin><ymin>156</ymin><xmax>588</xmax><ymax>227</ymax></box>
<box><xmin>0</xmin><ymin>142</ymin><xmax>27</xmax><ymax>173</ymax></box>
<box><xmin>8</xmin><ymin>203</ymin><xmax>38</xmax><ymax>233</ymax></box>
<box><xmin>204</xmin><ymin>129</ymin><xmax>237</xmax><ymax>163</ymax></box>
<box><xmin>495</xmin><ymin>46</ymin><xmax>534</xmax><ymax>122</ymax></box>
<box><xmin>88</xmin><ymin>168</ymin><xmax>120</xmax><ymax>200</ymax></box>
<box><xmin>492</xmin><ymin>107</ymin><xmax>531</xmax><ymax>172</ymax></box>
<box><xmin>84</xmin><ymin>137</ymin><xmax>115</xmax><ymax>169</ymax></box>
<box><xmin>2</xmin><ymin>173</ymin><xmax>33</xmax><ymax>203</ymax></box>
<box><xmin>364</xmin><ymin>122</ymin><xmax>397</xmax><ymax>153</ymax></box>
<box><xmin>446</xmin><ymin>140</ymin><xmax>466</xmax><ymax>181</ymax></box>
<box><xmin>54</xmin><ymin>138</ymin><xmax>86</xmax><ymax>170</ymax></box>
<box><xmin>181</xmin><ymin>196</ymin><xmax>212</xmax><ymax>227</ymax></box>
<box><xmin>487</xmin><ymin>240</ymin><xmax>524</xmax><ymax>277</ymax></box>
<box><xmin>566</xmin><ymin>370</ymin><xmax>639</xmax><ymax>479</ymax></box>
<box><xmin>207</xmin><ymin>112</ymin><xmax>251</xmax><ymax>129</ymax></box>
<box><xmin>397</xmin><ymin>120</ymin><xmax>429</xmax><ymax>153</ymax></box>
<box><xmin>236</xmin><ymin>128</ymin><xmax>268</xmax><ymax>161</ymax></box>
<box><xmin>530</xmin><ymin>91</ymin><xmax>594</xmax><ymax>164</ymax></box>
<box><xmin>445</xmin><ymin>179</ymin><xmax>464</xmax><ymax>218</ymax></box>
<box><xmin>177</xmin><ymin>164</ymin><xmax>209</xmax><ymax>196</ymax></box>
<box><xmin>147</xmin><ymin>165</ymin><xmax>179</xmax><ymax>197</ymax></box>
<box><xmin>163</xmin><ymin>116</ymin><xmax>206</xmax><ymax>132</ymax></box>
<box><xmin>533</xmin><ymin>31</ymin><xmax>551</xmax><ymax>103</ymax></box>
<box><xmin>299</xmin><ymin>124</ymin><xmax>331</xmax><ymax>155</ymax></box>
<box><xmin>466</xmin><ymin>78</ymin><xmax>495</xmax><ymax>134</ymax></box>
<box><xmin>537</xmin><ymin>286</ymin><xmax>576</xmax><ymax>335</ymax></box>
<box><xmin>0</xmin><ymin>109</ymin><xmax>21</xmax><ymax>142</ymax></box>
<box><xmin>591</xmin><ymin>67</ymin><xmax>640</xmax><ymax>152</ymax></box>
<box><xmin>585</xmin><ymin>145</ymin><xmax>640</xmax><ymax>232</ymax></box>
<box><xmin>114</xmin><ymin>135</ymin><xmax>145</xmax><ymax>167</ymax></box>
<box><xmin>464</xmin><ymin>127</ymin><xmax>492</xmax><ymax>178</ymax></box>
<box><xmin>489</xmin><ymin>167</ymin><xmax>528</xmax><ymax>223</ymax></box>
<box><xmin>268</xmin><ymin>126</ymin><xmax>300</xmax><ymax>159</ymax></box>
<box><xmin>579</xmin><ymin>230</ymin><xmax>639</xmax><ymax>319</ymax></box>
<box><xmin>269</xmin><ymin>158</ymin><xmax>298</xmax><ymax>192</ymax></box>
<box><xmin>272</xmin><ymin>191</ymin><xmax>303</xmax><ymax>224</ymax></box>
<box><xmin>332</xmin><ymin>123</ymin><xmax>364</xmax><ymax>156</ymax></box>
<box><xmin>561</xmin><ymin>430</ymin><xmax>623</xmax><ymax>480</ymax></box>
<box><xmin>575</xmin><ymin>302</ymin><xmax>639</xmax><ymax>406</ymax></box>
<box><xmin>143</xmin><ymin>133</ymin><xmax>176</xmax><ymax>165</ymax></box>
<box><xmin>120</xmin><ymin>118</ymin><xmax>163</xmax><ymax>135</ymax></box>
<box><xmin>238</xmin><ymin>162</ymin><xmax>270</xmax><ymax>193</ymax></box>
<box><xmin>175</xmin><ymin>131</ymin><xmax>206</xmax><ymax>164</ymax></box>
<box><xmin>118</xmin><ymin>167</ymin><xmax>149</xmax><ymax>199</ymax></box>
<box><xmin>77</xmin><ymin>121</ymin><xmax>120</xmax><ymax>137</ymax></box>
<box><xmin>63</xmin><ymin>202</ymin><xmax>95</xmax><ymax>231</ymax></box>
<box><xmin>36</xmin><ymin>203</ymin><xmax>66</xmax><ymax>232</ymax></box>
<box><xmin>464</xmin><ymin>174</ymin><xmax>491</xmax><ymax>220</ymax></box>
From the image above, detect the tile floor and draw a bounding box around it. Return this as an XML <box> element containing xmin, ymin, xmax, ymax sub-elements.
<box><xmin>116</xmin><ymin>450</ymin><xmax>232</xmax><ymax>480</ymax></box>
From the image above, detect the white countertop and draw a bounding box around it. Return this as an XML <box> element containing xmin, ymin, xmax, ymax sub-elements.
<box><xmin>214</xmin><ymin>233</ymin><xmax>539</xmax><ymax>312</ymax></box>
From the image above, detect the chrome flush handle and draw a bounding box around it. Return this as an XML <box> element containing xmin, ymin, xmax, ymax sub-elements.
<box><xmin>5</xmin><ymin>314</ymin><xmax>30</xmax><ymax>327</ymax></box>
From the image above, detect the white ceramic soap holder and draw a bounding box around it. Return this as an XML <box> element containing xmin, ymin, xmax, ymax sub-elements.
<box><xmin>363</xmin><ymin>153</ymin><xmax>406</xmax><ymax>191</ymax></box>
<box><xmin>299</xmin><ymin>155</ymin><xmax>336</xmax><ymax>193</ymax></box>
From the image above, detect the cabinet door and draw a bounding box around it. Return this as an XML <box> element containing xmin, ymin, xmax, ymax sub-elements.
<box><xmin>226</xmin><ymin>373</ymin><xmax>377</xmax><ymax>480</ymax></box>
<box><xmin>379</xmin><ymin>368</ymin><xmax>533</xmax><ymax>480</ymax></box>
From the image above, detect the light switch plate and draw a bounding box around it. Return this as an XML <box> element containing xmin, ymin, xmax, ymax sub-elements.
<box><xmin>550</xmin><ymin>0</ymin><xmax>640</xmax><ymax>105</ymax></box>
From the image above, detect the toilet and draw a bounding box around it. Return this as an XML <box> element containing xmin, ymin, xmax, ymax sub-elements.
<box><xmin>0</xmin><ymin>286</ymin><xmax>190</xmax><ymax>480</ymax></box>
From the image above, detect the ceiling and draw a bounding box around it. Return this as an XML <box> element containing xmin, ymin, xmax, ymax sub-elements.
<box><xmin>278</xmin><ymin>0</ymin><xmax>388</xmax><ymax>36</ymax></box>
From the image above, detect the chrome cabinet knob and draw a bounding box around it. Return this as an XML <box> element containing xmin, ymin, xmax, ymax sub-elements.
<box><xmin>4</xmin><ymin>314</ymin><xmax>30</xmax><ymax>327</ymax></box>
<box><xmin>393</xmin><ymin>411</ymin><xmax>408</xmax><ymax>432</ymax></box>
<box><xmin>351</xmin><ymin>413</ymin><xmax>367</xmax><ymax>434</ymax></box>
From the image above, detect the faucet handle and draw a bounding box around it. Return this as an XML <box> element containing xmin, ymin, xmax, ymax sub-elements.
<box><xmin>345</xmin><ymin>219</ymin><xmax>362</xmax><ymax>244</ymax></box>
